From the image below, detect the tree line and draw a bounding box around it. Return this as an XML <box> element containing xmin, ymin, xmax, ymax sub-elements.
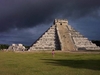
<box><xmin>0</xmin><ymin>40</ymin><xmax>100</xmax><ymax>50</ymax></box>
<box><xmin>0</xmin><ymin>44</ymin><xmax>9</xmax><ymax>50</ymax></box>
<box><xmin>92</xmin><ymin>40</ymin><xmax>100</xmax><ymax>46</ymax></box>
<box><xmin>0</xmin><ymin>44</ymin><xmax>30</xmax><ymax>50</ymax></box>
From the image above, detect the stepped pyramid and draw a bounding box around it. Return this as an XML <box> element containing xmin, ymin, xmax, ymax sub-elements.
<box><xmin>28</xmin><ymin>19</ymin><xmax>100</xmax><ymax>51</ymax></box>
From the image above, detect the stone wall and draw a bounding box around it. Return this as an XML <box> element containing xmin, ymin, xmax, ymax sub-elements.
<box><xmin>8</xmin><ymin>44</ymin><xmax>25</xmax><ymax>51</ymax></box>
<box><xmin>28</xmin><ymin>19</ymin><xmax>100</xmax><ymax>51</ymax></box>
<box><xmin>28</xmin><ymin>25</ymin><xmax>61</xmax><ymax>51</ymax></box>
<box><xmin>67</xmin><ymin>25</ymin><xmax>100</xmax><ymax>50</ymax></box>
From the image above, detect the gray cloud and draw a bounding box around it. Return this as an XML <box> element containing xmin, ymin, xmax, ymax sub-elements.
<box><xmin>0</xmin><ymin>0</ymin><xmax>100</xmax><ymax>45</ymax></box>
<box><xmin>0</xmin><ymin>0</ymin><xmax>100</xmax><ymax>32</ymax></box>
<box><xmin>0</xmin><ymin>24</ymin><xmax>51</xmax><ymax>45</ymax></box>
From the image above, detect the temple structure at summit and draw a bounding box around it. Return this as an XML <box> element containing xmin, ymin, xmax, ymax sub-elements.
<box><xmin>28</xmin><ymin>19</ymin><xmax>100</xmax><ymax>51</ymax></box>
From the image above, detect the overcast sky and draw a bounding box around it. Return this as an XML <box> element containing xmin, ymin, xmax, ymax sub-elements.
<box><xmin>0</xmin><ymin>0</ymin><xmax>100</xmax><ymax>46</ymax></box>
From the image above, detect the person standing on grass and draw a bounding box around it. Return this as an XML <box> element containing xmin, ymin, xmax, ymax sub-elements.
<box><xmin>52</xmin><ymin>50</ymin><xmax>55</xmax><ymax>57</ymax></box>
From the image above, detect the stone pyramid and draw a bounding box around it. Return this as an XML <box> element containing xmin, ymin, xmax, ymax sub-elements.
<box><xmin>28</xmin><ymin>19</ymin><xmax>100</xmax><ymax>51</ymax></box>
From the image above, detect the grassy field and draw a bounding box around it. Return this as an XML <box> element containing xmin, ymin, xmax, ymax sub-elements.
<box><xmin>0</xmin><ymin>51</ymin><xmax>100</xmax><ymax>75</ymax></box>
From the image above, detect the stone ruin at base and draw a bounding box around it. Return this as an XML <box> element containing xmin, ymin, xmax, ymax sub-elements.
<box><xmin>8</xmin><ymin>44</ymin><xmax>25</xmax><ymax>51</ymax></box>
<box><xmin>28</xmin><ymin>19</ymin><xmax>100</xmax><ymax>51</ymax></box>
<box><xmin>7</xmin><ymin>19</ymin><xmax>100</xmax><ymax>51</ymax></box>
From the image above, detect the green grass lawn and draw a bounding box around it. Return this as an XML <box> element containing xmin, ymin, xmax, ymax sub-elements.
<box><xmin>0</xmin><ymin>51</ymin><xmax>100</xmax><ymax>75</ymax></box>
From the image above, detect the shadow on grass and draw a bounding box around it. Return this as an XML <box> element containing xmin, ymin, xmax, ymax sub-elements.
<box><xmin>41</xmin><ymin>59</ymin><xmax>100</xmax><ymax>70</ymax></box>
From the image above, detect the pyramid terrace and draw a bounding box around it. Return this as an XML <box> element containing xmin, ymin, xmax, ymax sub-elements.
<box><xmin>28</xmin><ymin>19</ymin><xmax>100</xmax><ymax>51</ymax></box>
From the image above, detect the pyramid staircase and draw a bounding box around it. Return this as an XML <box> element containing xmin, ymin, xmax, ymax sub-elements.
<box><xmin>28</xmin><ymin>19</ymin><xmax>100</xmax><ymax>51</ymax></box>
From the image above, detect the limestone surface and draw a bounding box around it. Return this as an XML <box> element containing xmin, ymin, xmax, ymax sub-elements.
<box><xmin>28</xmin><ymin>19</ymin><xmax>100</xmax><ymax>51</ymax></box>
<box><xmin>8</xmin><ymin>44</ymin><xmax>25</xmax><ymax>51</ymax></box>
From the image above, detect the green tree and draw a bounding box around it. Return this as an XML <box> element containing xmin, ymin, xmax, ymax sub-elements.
<box><xmin>0</xmin><ymin>44</ymin><xmax>9</xmax><ymax>50</ymax></box>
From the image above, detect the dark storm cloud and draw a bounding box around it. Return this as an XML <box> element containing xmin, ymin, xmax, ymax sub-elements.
<box><xmin>0</xmin><ymin>0</ymin><xmax>100</xmax><ymax>32</ymax></box>
<box><xmin>0</xmin><ymin>24</ymin><xmax>51</xmax><ymax>45</ymax></box>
